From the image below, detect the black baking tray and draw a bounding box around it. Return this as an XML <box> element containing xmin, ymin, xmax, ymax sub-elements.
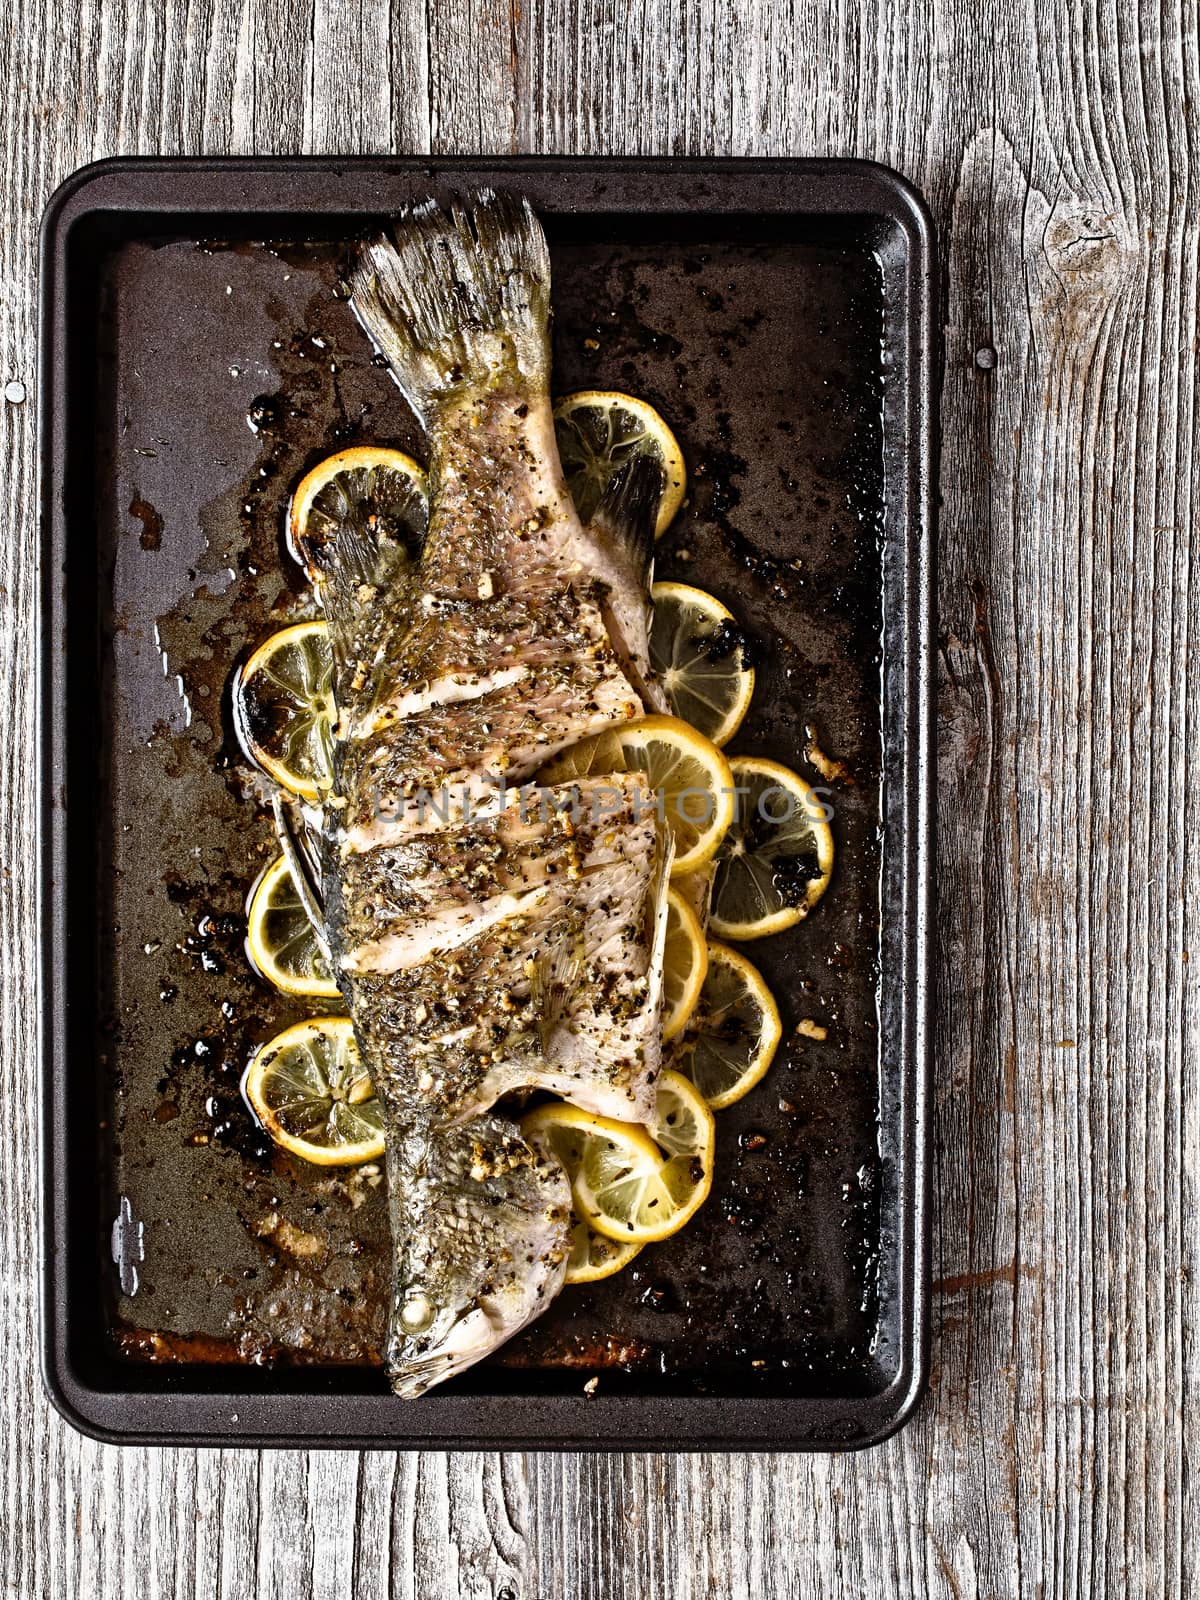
<box><xmin>39</xmin><ymin>157</ymin><xmax>935</xmax><ymax>1449</ymax></box>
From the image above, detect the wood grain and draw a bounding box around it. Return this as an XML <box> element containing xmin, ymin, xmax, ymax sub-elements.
<box><xmin>3</xmin><ymin>0</ymin><xmax>1196</xmax><ymax>1594</ymax></box>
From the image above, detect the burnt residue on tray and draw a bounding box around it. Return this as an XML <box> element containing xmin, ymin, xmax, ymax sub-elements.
<box><xmin>95</xmin><ymin>223</ymin><xmax>887</xmax><ymax>1396</ymax></box>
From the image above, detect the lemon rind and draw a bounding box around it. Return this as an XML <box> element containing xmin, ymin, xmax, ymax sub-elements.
<box><xmin>521</xmin><ymin>1102</ymin><xmax>662</xmax><ymax>1162</ymax></box>
<box><xmin>661</xmin><ymin>887</ymin><xmax>709</xmax><ymax>1044</ymax></box>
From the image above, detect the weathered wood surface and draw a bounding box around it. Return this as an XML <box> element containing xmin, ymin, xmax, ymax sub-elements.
<box><xmin>2</xmin><ymin>1</ymin><xmax>1195</xmax><ymax>1595</ymax></box>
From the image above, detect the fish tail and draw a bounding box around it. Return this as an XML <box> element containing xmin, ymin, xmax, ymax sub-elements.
<box><xmin>351</xmin><ymin>190</ymin><xmax>551</xmax><ymax>423</ymax></box>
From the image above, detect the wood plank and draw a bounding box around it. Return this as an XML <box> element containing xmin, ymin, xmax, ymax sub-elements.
<box><xmin>1</xmin><ymin>0</ymin><xmax>1196</xmax><ymax>1594</ymax></box>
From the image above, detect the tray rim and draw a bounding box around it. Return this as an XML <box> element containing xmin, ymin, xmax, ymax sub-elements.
<box><xmin>38</xmin><ymin>153</ymin><xmax>936</xmax><ymax>1452</ymax></box>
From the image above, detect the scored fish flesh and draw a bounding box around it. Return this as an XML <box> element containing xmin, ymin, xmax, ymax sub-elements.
<box><xmin>293</xmin><ymin>192</ymin><xmax>669</xmax><ymax>1395</ymax></box>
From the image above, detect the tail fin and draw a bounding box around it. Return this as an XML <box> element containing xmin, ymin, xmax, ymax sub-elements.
<box><xmin>350</xmin><ymin>190</ymin><xmax>551</xmax><ymax>423</ymax></box>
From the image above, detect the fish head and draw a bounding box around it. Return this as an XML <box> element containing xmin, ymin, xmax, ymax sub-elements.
<box><xmin>388</xmin><ymin>1286</ymin><xmax>530</xmax><ymax>1397</ymax></box>
<box><xmin>384</xmin><ymin>1116</ymin><xmax>572</xmax><ymax>1397</ymax></box>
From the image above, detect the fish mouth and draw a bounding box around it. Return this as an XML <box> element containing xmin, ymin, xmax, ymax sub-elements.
<box><xmin>387</xmin><ymin>1348</ymin><xmax>460</xmax><ymax>1399</ymax></box>
<box><xmin>387</xmin><ymin>1298</ymin><xmax>528</xmax><ymax>1396</ymax></box>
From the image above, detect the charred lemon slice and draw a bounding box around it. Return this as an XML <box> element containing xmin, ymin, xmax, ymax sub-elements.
<box><xmin>539</xmin><ymin>715</ymin><xmax>734</xmax><ymax>877</ymax></box>
<box><xmin>287</xmin><ymin>444</ymin><xmax>428</xmax><ymax>571</ymax></box>
<box><xmin>710</xmin><ymin>757</ymin><xmax>835</xmax><ymax>940</ymax></box>
<box><xmin>553</xmin><ymin>391</ymin><xmax>686</xmax><ymax>537</ymax></box>
<box><xmin>245</xmin><ymin>854</ymin><xmax>341</xmax><ymax>1000</ymax></box>
<box><xmin>233</xmin><ymin>620</ymin><xmax>335</xmax><ymax>800</ymax></box>
<box><xmin>564</xmin><ymin>1218</ymin><xmax>643</xmax><ymax>1285</ymax></box>
<box><xmin>671</xmin><ymin>942</ymin><xmax>782</xmax><ymax>1110</ymax></box>
<box><xmin>649</xmin><ymin>582</ymin><xmax>755</xmax><ymax>748</ymax></box>
<box><xmin>242</xmin><ymin>1017</ymin><xmax>383</xmax><ymax>1167</ymax></box>
<box><xmin>662</xmin><ymin>886</ymin><xmax>708</xmax><ymax>1044</ymax></box>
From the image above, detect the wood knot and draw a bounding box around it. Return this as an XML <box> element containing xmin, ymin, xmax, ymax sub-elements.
<box><xmin>1045</xmin><ymin>211</ymin><xmax>1121</xmax><ymax>273</ymax></box>
<box><xmin>1042</xmin><ymin>203</ymin><xmax>1138</xmax><ymax>330</ymax></box>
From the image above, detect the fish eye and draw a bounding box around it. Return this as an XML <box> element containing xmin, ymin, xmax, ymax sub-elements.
<box><xmin>400</xmin><ymin>1292</ymin><xmax>436</xmax><ymax>1333</ymax></box>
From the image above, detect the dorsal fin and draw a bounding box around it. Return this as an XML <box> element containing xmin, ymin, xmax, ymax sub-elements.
<box><xmin>586</xmin><ymin>455</ymin><xmax>664</xmax><ymax>587</ymax></box>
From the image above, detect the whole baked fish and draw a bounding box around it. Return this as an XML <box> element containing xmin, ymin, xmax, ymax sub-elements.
<box><xmin>293</xmin><ymin>192</ymin><xmax>669</xmax><ymax>1395</ymax></box>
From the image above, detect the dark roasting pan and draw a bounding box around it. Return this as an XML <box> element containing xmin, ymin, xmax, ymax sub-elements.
<box><xmin>40</xmin><ymin>157</ymin><xmax>935</xmax><ymax>1449</ymax></box>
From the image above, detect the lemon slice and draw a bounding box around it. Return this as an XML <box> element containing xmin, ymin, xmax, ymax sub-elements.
<box><xmin>565</xmin><ymin>1218</ymin><xmax>643</xmax><ymax>1285</ymax></box>
<box><xmin>575</xmin><ymin>1070</ymin><xmax>714</xmax><ymax>1244</ymax></box>
<box><xmin>649</xmin><ymin>582</ymin><xmax>755</xmax><ymax>748</ymax></box>
<box><xmin>710</xmin><ymin>757</ymin><xmax>835</xmax><ymax>940</ymax></box>
<box><xmin>539</xmin><ymin>714</ymin><xmax>734</xmax><ymax>877</ymax></box>
<box><xmin>521</xmin><ymin>1102</ymin><xmax>663</xmax><ymax>1251</ymax></box>
<box><xmin>662</xmin><ymin>886</ymin><xmax>708</xmax><ymax>1043</ymax></box>
<box><xmin>648</xmin><ymin>1068</ymin><xmax>717</xmax><ymax>1165</ymax></box>
<box><xmin>245</xmin><ymin>854</ymin><xmax>341</xmax><ymax>1000</ymax></box>
<box><xmin>521</xmin><ymin>1107</ymin><xmax>643</xmax><ymax>1283</ymax></box>
<box><xmin>521</xmin><ymin>1074</ymin><xmax>714</xmax><ymax>1249</ymax></box>
<box><xmin>553</xmin><ymin>391</ymin><xmax>686</xmax><ymax>538</ymax></box>
<box><xmin>233</xmin><ymin>620</ymin><xmax>335</xmax><ymax>801</ymax></box>
<box><xmin>242</xmin><ymin>1017</ymin><xmax>384</xmax><ymax>1166</ymax></box>
<box><xmin>671</xmin><ymin>942</ymin><xmax>782</xmax><ymax>1110</ymax></box>
<box><xmin>287</xmin><ymin>445</ymin><xmax>428</xmax><ymax>572</ymax></box>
